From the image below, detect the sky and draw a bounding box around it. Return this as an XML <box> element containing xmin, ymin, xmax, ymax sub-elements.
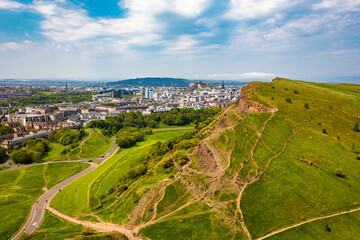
<box><xmin>0</xmin><ymin>0</ymin><xmax>360</xmax><ymax>82</ymax></box>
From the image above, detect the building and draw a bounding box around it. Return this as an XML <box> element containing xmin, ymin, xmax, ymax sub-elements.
<box><xmin>145</xmin><ymin>88</ymin><xmax>154</xmax><ymax>99</ymax></box>
<box><xmin>2</xmin><ymin>130</ymin><xmax>50</xmax><ymax>148</ymax></box>
<box><xmin>111</xmin><ymin>89</ymin><xmax>122</xmax><ymax>99</ymax></box>
<box><xmin>7</xmin><ymin>114</ymin><xmax>51</xmax><ymax>126</ymax></box>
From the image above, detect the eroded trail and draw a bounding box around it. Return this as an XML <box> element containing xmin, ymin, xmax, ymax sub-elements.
<box><xmin>46</xmin><ymin>206</ymin><xmax>141</xmax><ymax>240</ymax></box>
<box><xmin>257</xmin><ymin>207</ymin><xmax>360</xmax><ymax>240</ymax></box>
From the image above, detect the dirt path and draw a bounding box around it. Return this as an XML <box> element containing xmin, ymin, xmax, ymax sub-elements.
<box><xmin>46</xmin><ymin>206</ymin><xmax>141</xmax><ymax>240</ymax></box>
<box><xmin>257</xmin><ymin>207</ymin><xmax>360</xmax><ymax>240</ymax></box>
<box><xmin>77</xmin><ymin>129</ymin><xmax>93</xmax><ymax>159</ymax></box>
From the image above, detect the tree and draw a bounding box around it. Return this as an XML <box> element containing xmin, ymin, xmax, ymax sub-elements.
<box><xmin>10</xmin><ymin>149</ymin><xmax>32</xmax><ymax>164</ymax></box>
<box><xmin>354</xmin><ymin>122</ymin><xmax>360</xmax><ymax>132</ymax></box>
<box><xmin>0</xmin><ymin>146</ymin><xmax>7</xmax><ymax>163</ymax></box>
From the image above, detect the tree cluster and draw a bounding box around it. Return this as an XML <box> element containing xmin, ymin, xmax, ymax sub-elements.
<box><xmin>0</xmin><ymin>124</ymin><xmax>14</xmax><ymax>136</ymax></box>
<box><xmin>48</xmin><ymin>128</ymin><xmax>86</xmax><ymax>146</ymax></box>
<box><xmin>10</xmin><ymin>139</ymin><xmax>49</xmax><ymax>164</ymax></box>
<box><xmin>0</xmin><ymin>91</ymin><xmax>94</xmax><ymax>107</ymax></box>
<box><xmin>115</xmin><ymin>128</ymin><xmax>145</xmax><ymax>148</ymax></box>
<box><xmin>87</xmin><ymin>107</ymin><xmax>220</xmax><ymax>135</ymax></box>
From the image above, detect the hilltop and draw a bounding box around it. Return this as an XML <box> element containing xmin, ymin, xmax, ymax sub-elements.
<box><xmin>107</xmin><ymin>77</ymin><xmax>191</xmax><ymax>87</ymax></box>
<box><xmin>47</xmin><ymin>78</ymin><xmax>360</xmax><ymax>240</ymax></box>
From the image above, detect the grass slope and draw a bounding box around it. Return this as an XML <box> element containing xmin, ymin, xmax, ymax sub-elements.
<box><xmin>240</xmin><ymin>79</ymin><xmax>360</xmax><ymax>238</ymax></box>
<box><xmin>0</xmin><ymin>162</ymin><xmax>89</xmax><ymax>239</ymax></box>
<box><xmin>129</xmin><ymin>79</ymin><xmax>360</xmax><ymax>240</ymax></box>
<box><xmin>51</xmin><ymin>129</ymin><xmax>190</xmax><ymax>218</ymax></box>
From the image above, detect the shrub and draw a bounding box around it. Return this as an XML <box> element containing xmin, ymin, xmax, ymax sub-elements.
<box><xmin>162</xmin><ymin>158</ymin><xmax>174</xmax><ymax>168</ymax></box>
<box><xmin>322</xmin><ymin>129</ymin><xmax>327</xmax><ymax>134</ymax></box>
<box><xmin>334</xmin><ymin>168</ymin><xmax>346</xmax><ymax>177</ymax></box>
<box><xmin>80</xmin><ymin>227</ymin><xmax>95</xmax><ymax>236</ymax></box>
<box><xmin>304</xmin><ymin>103</ymin><xmax>309</xmax><ymax>109</ymax></box>
<box><xmin>294</xmin><ymin>90</ymin><xmax>299</xmax><ymax>94</ymax></box>
<box><xmin>354</xmin><ymin>122</ymin><xmax>360</xmax><ymax>132</ymax></box>
<box><xmin>286</xmin><ymin>98</ymin><xmax>292</xmax><ymax>103</ymax></box>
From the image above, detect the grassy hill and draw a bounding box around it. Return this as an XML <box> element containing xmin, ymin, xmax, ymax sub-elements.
<box><xmin>107</xmin><ymin>77</ymin><xmax>190</xmax><ymax>87</ymax></box>
<box><xmin>42</xmin><ymin>79</ymin><xmax>360</xmax><ymax>239</ymax></box>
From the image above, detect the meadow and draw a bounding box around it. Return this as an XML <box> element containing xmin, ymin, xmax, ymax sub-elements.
<box><xmin>44</xmin><ymin>128</ymin><xmax>113</xmax><ymax>161</ymax></box>
<box><xmin>51</xmin><ymin>129</ymin><xmax>191</xmax><ymax>219</ymax></box>
<box><xmin>0</xmin><ymin>162</ymin><xmax>89</xmax><ymax>239</ymax></box>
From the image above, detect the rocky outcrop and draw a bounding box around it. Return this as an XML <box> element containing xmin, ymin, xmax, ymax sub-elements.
<box><xmin>237</xmin><ymin>90</ymin><xmax>272</xmax><ymax>114</ymax></box>
<box><xmin>193</xmin><ymin>142</ymin><xmax>217</xmax><ymax>174</ymax></box>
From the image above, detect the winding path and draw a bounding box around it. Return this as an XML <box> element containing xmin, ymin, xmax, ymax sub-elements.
<box><xmin>257</xmin><ymin>207</ymin><xmax>360</xmax><ymax>240</ymax></box>
<box><xmin>12</xmin><ymin>136</ymin><xmax>119</xmax><ymax>240</ymax></box>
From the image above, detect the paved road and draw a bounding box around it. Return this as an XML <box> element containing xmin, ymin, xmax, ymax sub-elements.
<box><xmin>12</xmin><ymin>136</ymin><xmax>118</xmax><ymax>239</ymax></box>
<box><xmin>0</xmin><ymin>137</ymin><xmax>117</xmax><ymax>173</ymax></box>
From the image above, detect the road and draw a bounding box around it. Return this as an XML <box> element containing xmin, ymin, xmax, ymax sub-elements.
<box><xmin>0</xmin><ymin>137</ymin><xmax>117</xmax><ymax>173</ymax></box>
<box><xmin>12</xmin><ymin>136</ymin><xmax>118</xmax><ymax>240</ymax></box>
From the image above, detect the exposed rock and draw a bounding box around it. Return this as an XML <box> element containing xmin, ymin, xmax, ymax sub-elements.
<box><xmin>193</xmin><ymin>142</ymin><xmax>217</xmax><ymax>174</ymax></box>
<box><xmin>237</xmin><ymin>90</ymin><xmax>272</xmax><ymax>114</ymax></box>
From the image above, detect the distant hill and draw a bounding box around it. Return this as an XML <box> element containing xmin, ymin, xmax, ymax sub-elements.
<box><xmin>107</xmin><ymin>77</ymin><xmax>191</xmax><ymax>87</ymax></box>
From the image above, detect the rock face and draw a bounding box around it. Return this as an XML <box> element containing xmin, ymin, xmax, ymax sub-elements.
<box><xmin>193</xmin><ymin>142</ymin><xmax>217</xmax><ymax>174</ymax></box>
<box><xmin>237</xmin><ymin>90</ymin><xmax>272</xmax><ymax>114</ymax></box>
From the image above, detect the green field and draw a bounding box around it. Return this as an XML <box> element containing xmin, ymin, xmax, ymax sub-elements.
<box><xmin>67</xmin><ymin>128</ymin><xmax>113</xmax><ymax>160</ymax></box>
<box><xmin>51</xmin><ymin>129</ymin><xmax>191</xmax><ymax>220</ymax></box>
<box><xmin>0</xmin><ymin>166</ymin><xmax>10</xmax><ymax>171</ymax></box>
<box><xmin>78</xmin><ymin>128</ymin><xmax>113</xmax><ymax>159</ymax></box>
<box><xmin>43</xmin><ymin>142</ymin><xmax>68</xmax><ymax>162</ymax></box>
<box><xmin>139</xmin><ymin>212</ymin><xmax>235</xmax><ymax>240</ymax></box>
<box><xmin>0</xmin><ymin>162</ymin><xmax>89</xmax><ymax>239</ymax></box>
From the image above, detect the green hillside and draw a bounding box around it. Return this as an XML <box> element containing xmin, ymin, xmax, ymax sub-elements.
<box><xmin>38</xmin><ymin>79</ymin><xmax>360</xmax><ymax>240</ymax></box>
<box><xmin>0</xmin><ymin>162</ymin><xmax>89</xmax><ymax>240</ymax></box>
<box><xmin>129</xmin><ymin>79</ymin><xmax>360</xmax><ymax>239</ymax></box>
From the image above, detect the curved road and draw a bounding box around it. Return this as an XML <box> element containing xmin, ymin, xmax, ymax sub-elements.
<box><xmin>12</xmin><ymin>136</ymin><xmax>118</xmax><ymax>240</ymax></box>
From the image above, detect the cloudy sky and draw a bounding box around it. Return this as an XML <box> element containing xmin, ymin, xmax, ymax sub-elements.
<box><xmin>0</xmin><ymin>0</ymin><xmax>359</xmax><ymax>81</ymax></box>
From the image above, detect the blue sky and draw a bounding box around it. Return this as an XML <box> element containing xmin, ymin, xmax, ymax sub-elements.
<box><xmin>0</xmin><ymin>0</ymin><xmax>359</xmax><ymax>81</ymax></box>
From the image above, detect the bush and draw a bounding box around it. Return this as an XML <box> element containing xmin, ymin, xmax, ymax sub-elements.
<box><xmin>80</xmin><ymin>227</ymin><xmax>95</xmax><ymax>236</ymax></box>
<box><xmin>322</xmin><ymin>129</ymin><xmax>327</xmax><ymax>134</ymax></box>
<box><xmin>354</xmin><ymin>123</ymin><xmax>360</xmax><ymax>132</ymax></box>
<box><xmin>294</xmin><ymin>90</ymin><xmax>299</xmax><ymax>94</ymax></box>
<box><xmin>334</xmin><ymin>168</ymin><xmax>346</xmax><ymax>178</ymax></box>
<box><xmin>286</xmin><ymin>98</ymin><xmax>292</xmax><ymax>103</ymax></box>
<box><xmin>304</xmin><ymin>103</ymin><xmax>309</xmax><ymax>109</ymax></box>
<box><xmin>10</xmin><ymin>149</ymin><xmax>32</xmax><ymax>164</ymax></box>
<box><xmin>0</xmin><ymin>146</ymin><xmax>7</xmax><ymax>163</ymax></box>
<box><xmin>162</xmin><ymin>158</ymin><xmax>174</xmax><ymax>168</ymax></box>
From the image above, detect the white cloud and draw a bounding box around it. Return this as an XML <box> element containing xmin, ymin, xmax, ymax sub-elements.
<box><xmin>0</xmin><ymin>0</ymin><xmax>25</xmax><ymax>10</ymax></box>
<box><xmin>313</xmin><ymin>0</ymin><xmax>360</xmax><ymax>11</ymax></box>
<box><xmin>0</xmin><ymin>41</ymin><xmax>31</xmax><ymax>51</ymax></box>
<box><xmin>26</xmin><ymin>0</ymin><xmax>212</xmax><ymax>54</ymax></box>
<box><xmin>225</xmin><ymin>0</ymin><xmax>292</xmax><ymax>20</ymax></box>
<box><xmin>207</xmin><ymin>72</ymin><xmax>276</xmax><ymax>79</ymax></box>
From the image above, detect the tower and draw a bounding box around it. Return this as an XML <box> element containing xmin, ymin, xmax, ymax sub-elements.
<box><xmin>221</xmin><ymin>80</ymin><xmax>225</xmax><ymax>90</ymax></box>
